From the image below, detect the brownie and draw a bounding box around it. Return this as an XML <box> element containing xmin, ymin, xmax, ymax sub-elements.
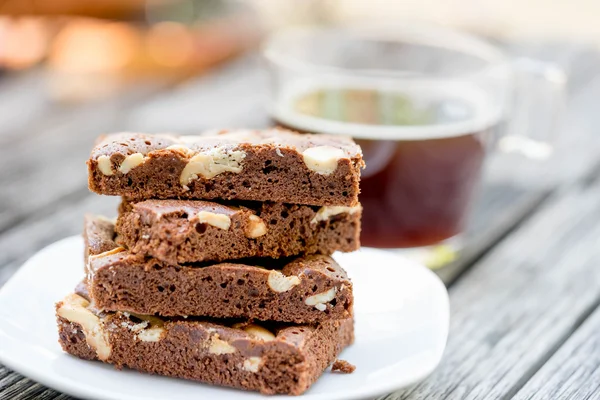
<box><xmin>116</xmin><ymin>199</ymin><xmax>361</xmax><ymax>264</ymax></box>
<box><xmin>86</xmin><ymin>215</ymin><xmax>354</xmax><ymax>323</ymax></box>
<box><xmin>87</xmin><ymin>129</ymin><xmax>364</xmax><ymax>206</ymax></box>
<box><xmin>331</xmin><ymin>359</ymin><xmax>356</xmax><ymax>373</ymax></box>
<box><xmin>56</xmin><ymin>293</ymin><xmax>354</xmax><ymax>395</ymax></box>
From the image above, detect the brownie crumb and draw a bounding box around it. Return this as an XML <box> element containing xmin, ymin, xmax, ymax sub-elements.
<box><xmin>332</xmin><ymin>359</ymin><xmax>355</xmax><ymax>374</ymax></box>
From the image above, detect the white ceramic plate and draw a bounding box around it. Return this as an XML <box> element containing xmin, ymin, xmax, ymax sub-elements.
<box><xmin>0</xmin><ymin>237</ymin><xmax>449</xmax><ymax>400</ymax></box>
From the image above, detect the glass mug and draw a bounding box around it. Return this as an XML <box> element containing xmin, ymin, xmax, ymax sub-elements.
<box><xmin>263</xmin><ymin>24</ymin><xmax>564</xmax><ymax>250</ymax></box>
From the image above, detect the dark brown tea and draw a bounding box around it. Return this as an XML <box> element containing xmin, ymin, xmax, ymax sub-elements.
<box><xmin>357</xmin><ymin>134</ymin><xmax>486</xmax><ymax>248</ymax></box>
<box><xmin>273</xmin><ymin>85</ymin><xmax>496</xmax><ymax>248</ymax></box>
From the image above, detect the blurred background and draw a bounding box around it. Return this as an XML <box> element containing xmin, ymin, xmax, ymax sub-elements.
<box><xmin>0</xmin><ymin>0</ymin><xmax>599</xmax><ymax>280</ymax></box>
<box><xmin>1</xmin><ymin>0</ymin><xmax>598</xmax><ymax>99</ymax></box>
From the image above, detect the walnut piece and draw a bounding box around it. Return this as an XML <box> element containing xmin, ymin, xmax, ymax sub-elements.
<box><xmin>57</xmin><ymin>294</ymin><xmax>112</xmax><ymax>361</ymax></box>
<box><xmin>97</xmin><ymin>155</ymin><xmax>113</xmax><ymax>176</ymax></box>
<box><xmin>302</xmin><ymin>146</ymin><xmax>345</xmax><ymax>175</ymax></box>
<box><xmin>129</xmin><ymin>313</ymin><xmax>165</xmax><ymax>342</ymax></box>
<box><xmin>208</xmin><ymin>333</ymin><xmax>237</xmax><ymax>354</ymax></box>
<box><xmin>243</xmin><ymin>357</ymin><xmax>263</xmax><ymax>372</ymax></box>
<box><xmin>180</xmin><ymin>147</ymin><xmax>246</xmax><ymax>184</ymax></box>
<box><xmin>267</xmin><ymin>270</ymin><xmax>301</xmax><ymax>293</ymax></box>
<box><xmin>311</xmin><ymin>205</ymin><xmax>362</xmax><ymax>224</ymax></box>
<box><xmin>118</xmin><ymin>153</ymin><xmax>146</xmax><ymax>174</ymax></box>
<box><xmin>196</xmin><ymin>211</ymin><xmax>231</xmax><ymax>230</ymax></box>
<box><xmin>245</xmin><ymin>215</ymin><xmax>267</xmax><ymax>238</ymax></box>
<box><xmin>243</xmin><ymin>324</ymin><xmax>276</xmax><ymax>341</ymax></box>
<box><xmin>305</xmin><ymin>287</ymin><xmax>337</xmax><ymax>311</ymax></box>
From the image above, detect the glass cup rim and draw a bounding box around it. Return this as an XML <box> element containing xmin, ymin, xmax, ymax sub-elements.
<box><xmin>262</xmin><ymin>22</ymin><xmax>509</xmax><ymax>79</ymax></box>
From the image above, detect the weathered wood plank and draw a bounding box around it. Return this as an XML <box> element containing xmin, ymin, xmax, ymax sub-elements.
<box><xmin>436</xmin><ymin>185</ymin><xmax>551</xmax><ymax>285</ymax></box>
<box><xmin>125</xmin><ymin>54</ymin><xmax>270</xmax><ymax>133</ymax></box>
<box><xmin>512</xmin><ymin>302</ymin><xmax>600</xmax><ymax>400</ymax></box>
<box><xmin>0</xmin><ymin>364</ymin><xmax>73</xmax><ymax>400</ymax></box>
<box><xmin>0</xmin><ymin>72</ymin><xmax>43</xmax><ymax>132</ymax></box>
<box><xmin>381</xmin><ymin>178</ymin><xmax>600</xmax><ymax>400</ymax></box>
<box><xmin>0</xmin><ymin>79</ymin><xmax>173</xmax><ymax>233</ymax></box>
<box><xmin>0</xmin><ymin>370</ymin><xmax>64</xmax><ymax>400</ymax></box>
<box><xmin>0</xmin><ymin>194</ymin><xmax>119</xmax><ymax>286</ymax></box>
<box><xmin>0</xmin><ymin>70</ymin><xmax>65</xmax><ymax>139</ymax></box>
<box><xmin>0</xmin><ymin>72</ymin><xmax>170</xmax><ymax>146</ymax></box>
<box><xmin>0</xmin><ymin>105</ymin><xmax>125</xmax><ymax>233</ymax></box>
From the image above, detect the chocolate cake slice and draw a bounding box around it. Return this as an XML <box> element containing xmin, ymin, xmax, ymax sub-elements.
<box><xmin>87</xmin><ymin>129</ymin><xmax>364</xmax><ymax>206</ymax></box>
<box><xmin>85</xmin><ymin>215</ymin><xmax>353</xmax><ymax>323</ymax></box>
<box><xmin>116</xmin><ymin>199</ymin><xmax>361</xmax><ymax>264</ymax></box>
<box><xmin>56</xmin><ymin>293</ymin><xmax>354</xmax><ymax>395</ymax></box>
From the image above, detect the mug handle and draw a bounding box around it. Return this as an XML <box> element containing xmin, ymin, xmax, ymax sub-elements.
<box><xmin>498</xmin><ymin>57</ymin><xmax>567</xmax><ymax>160</ymax></box>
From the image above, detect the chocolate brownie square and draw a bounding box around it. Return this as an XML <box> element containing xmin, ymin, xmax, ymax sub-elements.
<box><xmin>87</xmin><ymin>129</ymin><xmax>364</xmax><ymax>206</ymax></box>
<box><xmin>116</xmin><ymin>199</ymin><xmax>361</xmax><ymax>264</ymax></box>
<box><xmin>56</xmin><ymin>293</ymin><xmax>354</xmax><ymax>395</ymax></box>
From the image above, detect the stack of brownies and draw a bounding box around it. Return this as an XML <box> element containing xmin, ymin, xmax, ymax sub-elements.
<box><xmin>55</xmin><ymin>129</ymin><xmax>364</xmax><ymax>395</ymax></box>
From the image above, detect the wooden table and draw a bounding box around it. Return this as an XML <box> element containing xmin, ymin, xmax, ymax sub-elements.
<box><xmin>2</xmin><ymin>42</ymin><xmax>600</xmax><ymax>400</ymax></box>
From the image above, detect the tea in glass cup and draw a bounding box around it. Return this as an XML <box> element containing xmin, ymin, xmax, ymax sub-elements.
<box><xmin>264</xmin><ymin>24</ymin><xmax>563</xmax><ymax>255</ymax></box>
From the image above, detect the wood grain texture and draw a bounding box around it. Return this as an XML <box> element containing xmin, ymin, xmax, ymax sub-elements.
<box><xmin>0</xmin><ymin>79</ymin><xmax>172</xmax><ymax>234</ymax></box>
<box><xmin>0</xmin><ymin>70</ymin><xmax>56</xmax><ymax>140</ymax></box>
<box><xmin>0</xmin><ymin>364</ymin><xmax>66</xmax><ymax>399</ymax></box>
<box><xmin>381</xmin><ymin>179</ymin><xmax>600</xmax><ymax>400</ymax></box>
<box><xmin>125</xmin><ymin>54</ymin><xmax>271</xmax><ymax>133</ymax></box>
<box><xmin>512</xmin><ymin>303</ymin><xmax>600</xmax><ymax>400</ymax></box>
<box><xmin>0</xmin><ymin>194</ymin><xmax>118</xmax><ymax>286</ymax></box>
<box><xmin>0</xmin><ymin>372</ymin><xmax>76</xmax><ymax>400</ymax></box>
<box><xmin>436</xmin><ymin>185</ymin><xmax>550</xmax><ymax>285</ymax></box>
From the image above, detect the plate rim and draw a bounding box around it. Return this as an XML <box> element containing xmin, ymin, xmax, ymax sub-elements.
<box><xmin>0</xmin><ymin>236</ymin><xmax>449</xmax><ymax>400</ymax></box>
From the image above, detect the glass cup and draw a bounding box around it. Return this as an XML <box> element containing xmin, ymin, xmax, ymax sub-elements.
<box><xmin>262</xmin><ymin>23</ymin><xmax>564</xmax><ymax>255</ymax></box>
